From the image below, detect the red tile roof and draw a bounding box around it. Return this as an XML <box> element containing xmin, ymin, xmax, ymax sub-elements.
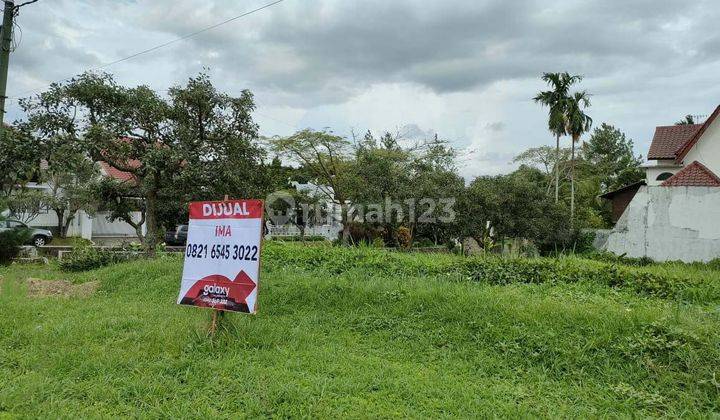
<box><xmin>675</xmin><ymin>105</ymin><xmax>720</xmax><ymax>163</ymax></box>
<box><xmin>99</xmin><ymin>160</ymin><xmax>140</xmax><ymax>183</ymax></box>
<box><xmin>647</xmin><ymin>124</ymin><xmax>702</xmax><ymax>160</ymax></box>
<box><xmin>661</xmin><ymin>161</ymin><xmax>720</xmax><ymax>187</ymax></box>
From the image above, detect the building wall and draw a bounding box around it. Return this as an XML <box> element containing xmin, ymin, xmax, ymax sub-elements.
<box><xmin>603</xmin><ymin>186</ymin><xmax>720</xmax><ymax>262</ymax></box>
<box><xmin>645</xmin><ymin>162</ymin><xmax>681</xmax><ymax>186</ymax></box>
<box><xmin>684</xmin><ymin>116</ymin><xmax>720</xmax><ymax>172</ymax></box>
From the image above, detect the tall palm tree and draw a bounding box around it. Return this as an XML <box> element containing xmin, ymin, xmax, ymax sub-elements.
<box><xmin>564</xmin><ymin>91</ymin><xmax>593</xmax><ymax>224</ymax></box>
<box><xmin>534</xmin><ymin>72</ymin><xmax>582</xmax><ymax>203</ymax></box>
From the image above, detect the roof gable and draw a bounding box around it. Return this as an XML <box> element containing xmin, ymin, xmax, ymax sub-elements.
<box><xmin>99</xmin><ymin>160</ymin><xmax>140</xmax><ymax>184</ymax></box>
<box><xmin>647</xmin><ymin>124</ymin><xmax>702</xmax><ymax>160</ymax></box>
<box><xmin>674</xmin><ymin>105</ymin><xmax>720</xmax><ymax>163</ymax></box>
<box><xmin>661</xmin><ymin>161</ymin><xmax>720</xmax><ymax>187</ymax></box>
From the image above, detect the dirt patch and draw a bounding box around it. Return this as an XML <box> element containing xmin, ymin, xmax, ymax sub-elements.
<box><xmin>25</xmin><ymin>278</ymin><xmax>99</xmax><ymax>298</ymax></box>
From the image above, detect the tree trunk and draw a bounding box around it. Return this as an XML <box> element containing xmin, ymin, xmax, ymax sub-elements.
<box><xmin>570</xmin><ymin>135</ymin><xmax>576</xmax><ymax>226</ymax></box>
<box><xmin>341</xmin><ymin>204</ymin><xmax>350</xmax><ymax>246</ymax></box>
<box><xmin>62</xmin><ymin>213</ymin><xmax>76</xmax><ymax>239</ymax></box>
<box><xmin>53</xmin><ymin>208</ymin><xmax>65</xmax><ymax>238</ymax></box>
<box><xmin>555</xmin><ymin>134</ymin><xmax>560</xmax><ymax>203</ymax></box>
<box><xmin>144</xmin><ymin>190</ymin><xmax>158</xmax><ymax>256</ymax></box>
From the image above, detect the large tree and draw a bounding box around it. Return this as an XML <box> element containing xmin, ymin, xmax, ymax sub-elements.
<box><xmin>271</xmin><ymin>129</ymin><xmax>356</xmax><ymax>244</ymax></box>
<box><xmin>564</xmin><ymin>91</ymin><xmax>593</xmax><ymax>224</ymax></box>
<box><xmin>18</xmin><ymin>89</ymin><xmax>99</xmax><ymax>237</ymax></box>
<box><xmin>513</xmin><ymin>145</ymin><xmax>571</xmax><ymax>196</ymax></box>
<box><xmin>20</xmin><ymin>71</ymin><xmax>266</xmax><ymax>252</ymax></box>
<box><xmin>534</xmin><ymin>72</ymin><xmax>582</xmax><ymax>204</ymax></box>
<box><xmin>351</xmin><ymin>131</ymin><xmax>462</xmax><ymax>246</ymax></box>
<box><xmin>583</xmin><ymin>123</ymin><xmax>643</xmax><ymax>193</ymax></box>
<box><xmin>0</xmin><ymin>127</ymin><xmax>39</xmax><ymax>198</ymax></box>
<box><xmin>459</xmin><ymin>167</ymin><xmax>571</xmax><ymax>253</ymax></box>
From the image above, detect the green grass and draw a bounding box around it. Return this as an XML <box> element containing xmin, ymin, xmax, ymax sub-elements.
<box><xmin>1</xmin><ymin>243</ymin><xmax>719</xmax><ymax>417</ymax></box>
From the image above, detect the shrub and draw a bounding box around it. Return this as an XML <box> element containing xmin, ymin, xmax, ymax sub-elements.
<box><xmin>59</xmin><ymin>246</ymin><xmax>140</xmax><ymax>272</ymax></box>
<box><xmin>396</xmin><ymin>226</ymin><xmax>411</xmax><ymax>249</ymax></box>
<box><xmin>262</xmin><ymin>242</ymin><xmax>720</xmax><ymax>304</ymax></box>
<box><xmin>0</xmin><ymin>228</ymin><xmax>31</xmax><ymax>264</ymax></box>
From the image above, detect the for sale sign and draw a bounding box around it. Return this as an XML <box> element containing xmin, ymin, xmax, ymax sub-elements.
<box><xmin>177</xmin><ymin>199</ymin><xmax>264</xmax><ymax>313</ymax></box>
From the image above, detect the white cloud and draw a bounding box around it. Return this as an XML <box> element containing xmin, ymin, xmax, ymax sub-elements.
<box><xmin>6</xmin><ymin>0</ymin><xmax>720</xmax><ymax>180</ymax></box>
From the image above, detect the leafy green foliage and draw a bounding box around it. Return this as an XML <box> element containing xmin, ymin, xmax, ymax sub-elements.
<box><xmin>5</xmin><ymin>189</ymin><xmax>46</xmax><ymax>224</ymax></box>
<box><xmin>583</xmin><ymin>123</ymin><xmax>644</xmax><ymax>193</ymax></box>
<box><xmin>0</xmin><ymin>227</ymin><xmax>31</xmax><ymax>264</ymax></box>
<box><xmin>20</xmin><ymin>72</ymin><xmax>267</xmax><ymax>252</ymax></box>
<box><xmin>264</xmin><ymin>243</ymin><xmax>720</xmax><ymax>303</ymax></box>
<box><xmin>58</xmin><ymin>245</ymin><xmax>140</xmax><ymax>272</ymax></box>
<box><xmin>0</xmin><ymin>127</ymin><xmax>39</xmax><ymax>198</ymax></box>
<box><xmin>458</xmin><ymin>167</ymin><xmax>573</xmax><ymax>253</ymax></box>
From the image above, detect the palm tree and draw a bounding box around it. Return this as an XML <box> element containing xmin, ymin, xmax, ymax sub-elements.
<box><xmin>534</xmin><ymin>72</ymin><xmax>582</xmax><ymax>203</ymax></box>
<box><xmin>675</xmin><ymin>115</ymin><xmax>695</xmax><ymax>125</ymax></box>
<box><xmin>564</xmin><ymin>91</ymin><xmax>593</xmax><ymax>224</ymax></box>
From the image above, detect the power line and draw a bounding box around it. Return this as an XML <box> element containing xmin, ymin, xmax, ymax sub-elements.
<box><xmin>8</xmin><ymin>0</ymin><xmax>286</xmax><ymax>100</ymax></box>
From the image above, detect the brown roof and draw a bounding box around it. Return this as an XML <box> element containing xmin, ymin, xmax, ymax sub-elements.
<box><xmin>675</xmin><ymin>105</ymin><xmax>720</xmax><ymax>163</ymax></box>
<box><xmin>599</xmin><ymin>181</ymin><xmax>646</xmax><ymax>199</ymax></box>
<box><xmin>647</xmin><ymin>124</ymin><xmax>702</xmax><ymax>160</ymax></box>
<box><xmin>99</xmin><ymin>160</ymin><xmax>140</xmax><ymax>183</ymax></box>
<box><xmin>661</xmin><ymin>161</ymin><xmax>720</xmax><ymax>187</ymax></box>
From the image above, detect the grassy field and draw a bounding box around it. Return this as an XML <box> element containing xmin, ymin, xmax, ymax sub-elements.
<box><xmin>1</xmin><ymin>243</ymin><xmax>719</xmax><ymax>417</ymax></box>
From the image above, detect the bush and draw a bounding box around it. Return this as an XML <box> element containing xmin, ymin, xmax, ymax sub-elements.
<box><xmin>59</xmin><ymin>246</ymin><xmax>140</xmax><ymax>272</ymax></box>
<box><xmin>262</xmin><ymin>242</ymin><xmax>720</xmax><ymax>304</ymax></box>
<box><xmin>0</xmin><ymin>228</ymin><xmax>31</xmax><ymax>264</ymax></box>
<box><xmin>396</xmin><ymin>226</ymin><xmax>411</xmax><ymax>249</ymax></box>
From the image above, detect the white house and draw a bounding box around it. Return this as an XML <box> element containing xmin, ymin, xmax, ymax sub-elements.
<box><xmin>600</xmin><ymin>105</ymin><xmax>720</xmax><ymax>262</ymax></box>
<box><xmin>265</xmin><ymin>181</ymin><xmax>343</xmax><ymax>241</ymax></box>
<box><xmin>18</xmin><ymin>161</ymin><xmax>145</xmax><ymax>244</ymax></box>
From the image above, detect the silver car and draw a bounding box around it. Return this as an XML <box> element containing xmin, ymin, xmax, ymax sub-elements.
<box><xmin>0</xmin><ymin>220</ymin><xmax>53</xmax><ymax>247</ymax></box>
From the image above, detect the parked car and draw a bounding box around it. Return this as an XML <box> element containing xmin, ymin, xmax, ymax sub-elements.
<box><xmin>0</xmin><ymin>220</ymin><xmax>53</xmax><ymax>247</ymax></box>
<box><xmin>164</xmin><ymin>224</ymin><xmax>188</xmax><ymax>246</ymax></box>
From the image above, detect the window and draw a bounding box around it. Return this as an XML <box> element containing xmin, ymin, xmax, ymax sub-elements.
<box><xmin>7</xmin><ymin>221</ymin><xmax>26</xmax><ymax>229</ymax></box>
<box><xmin>656</xmin><ymin>172</ymin><xmax>674</xmax><ymax>181</ymax></box>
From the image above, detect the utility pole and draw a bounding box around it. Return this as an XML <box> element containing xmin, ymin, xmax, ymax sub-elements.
<box><xmin>0</xmin><ymin>0</ymin><xmax>38</xmax><ymax>131</ymax></box>
<box><xmin>0</xmin><ymin>0</ymin><xmax>15</xmax><ymax>129</ymax></box>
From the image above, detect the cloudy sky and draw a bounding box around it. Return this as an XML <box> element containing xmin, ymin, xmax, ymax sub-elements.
<box><xmin>6</xmin><ymin>0</ymin><xmax>720</xmax><ymax>178</ymax></box>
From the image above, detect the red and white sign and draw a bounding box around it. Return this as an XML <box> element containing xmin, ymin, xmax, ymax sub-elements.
<box><xmin>177</xmin><ymin>199</ymin><xmax>264</xmax><ymax>313</ymax></box>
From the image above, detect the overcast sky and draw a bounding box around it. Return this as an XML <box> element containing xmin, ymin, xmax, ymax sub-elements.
<box><xmin>6</xmin><ymin>0</ymin><xmax>720</xmax><ymax>179</ymax></box>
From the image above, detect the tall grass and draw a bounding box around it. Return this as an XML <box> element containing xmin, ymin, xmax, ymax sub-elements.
<box><xmin>0</xmin><ymin>243</ymin><xmax>718</xmax><ymax>417</ymax></box>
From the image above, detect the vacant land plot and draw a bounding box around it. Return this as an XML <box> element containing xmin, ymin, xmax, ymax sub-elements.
<box><xmin>1</xmin><ymin>243</ymin><xmax>719</xmax><ymax>417</ymax></box>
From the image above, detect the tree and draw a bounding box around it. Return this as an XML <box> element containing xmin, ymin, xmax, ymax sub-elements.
<box><xmin>0</xmin><ymin>127</ymin><xmax>39</xmax><ymax>197</ymax></box>
<box><xmin>17</xmin><ymin>77</ymin><xmax>99</xmax><ymax>237</ymax></box>
<box><xmin>351</xmin><ymin>131</ymin><xmax>462</xmax><ymax>246</ymax></box>
<box><xmin>675</xmin><ymin>115</ymin><xmax>695</xmax><ymax>125</ymax></box>
<box><xmin>564</xmin><ymin>91</ymin><xmax>593</xmax><ymax>224</ymax></box>
<box><xmin>271</xmin><ymin>129</ymin><xmax>356</xmax><ymax>244</ymax></box>
<box><xmin>583</xmin><ymin>123</ymin><xmax>643</xmax><ymax>193</ymax></box>
<box><xmin>20</xmin><ymin>71</ymin><xmax>266</xmax><ymax>253</ymax></box>
<box><xmin>459</xmin><ymin>168</ymin><xmax>571</xmax><ymax>253</ymax></box>
<box><xmin>513</xmin><ymin>145</ymin><xmax>571</xmax><ymax>195</ymax></box>
<box><xmin>534</xmin><ymin>72</ymin><xmax>582</xmax><ymax>203</ymax></box>
<box><xmin>41</xmin><ymin>160</ymin><xmax>98</xmax><ymax>238</ymax></box>
<box><xmin>6</xmin><ymin>189</ymin><xmax>45</xmax><ymax>224</ymax></box>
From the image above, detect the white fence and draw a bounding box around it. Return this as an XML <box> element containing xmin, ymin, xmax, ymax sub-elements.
<box><xmin>266</xmin><ymin>224</ymin><xmax>341</xmax><ymax>241</ymax></box>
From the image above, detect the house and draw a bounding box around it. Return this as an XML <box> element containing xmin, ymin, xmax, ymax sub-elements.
<box><xmin>599</xmin><ymin>105</ymin><xmax>720</xmax><ymax>262</ymax></box>
<box><xmin>19</xmin><ymin>161</ymin><xmax>145</xmax><ymax>244</ymax></box>
<box><xmin>265</xmin><ymin>181</ymin><xmax>342</xmax><ymax>241</ymax></box>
